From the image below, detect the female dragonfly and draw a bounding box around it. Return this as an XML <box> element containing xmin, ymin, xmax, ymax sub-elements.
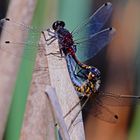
<box><xmin>64</xmin><ymin>53</ymin><xmax>140</xmax><ymax>130</ymax></box>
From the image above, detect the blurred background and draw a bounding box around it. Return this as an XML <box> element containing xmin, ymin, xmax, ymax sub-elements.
<box><xmin>0</xmin><ymin>0</ymin><xmax>140</xmax><ymax>140</ymax></box>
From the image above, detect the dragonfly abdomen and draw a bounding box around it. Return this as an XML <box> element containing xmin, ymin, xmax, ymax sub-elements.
<box><xmin>74</xmin><ymin>81</ymin><xmax>95</xmax><ymax>96</ymax></box>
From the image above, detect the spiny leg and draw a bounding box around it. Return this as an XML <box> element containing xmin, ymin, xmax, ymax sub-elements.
<box><xmin>63</xmin><ymin>95</ymin><xmax>85</xmax><ymax>119</ymax></box>
<box><xmin>41</xmin><ymin>30</ymin><xmax>56</xmax><ymax>45</ymax></box>
<box><xmin>46</xmin><ymin>28</ymin><xmax>55</xmax><ymax>36</ymax></box>
<box><xmin>67</xmin><ymin>93</ymin><xmax>91</xmax><ymax>131</ymax></box>
<box><xmin>46</xmin><ymin>38</ymin><xmax>57</xmax><ymax>45</ymax></box>
<box><xmin>54</xmin><ymin>95</ymin><xmax>86</xmax><ymax>129</ymax></box>
<box><xmin>46</xmin><ymin>52</ymin><xmax>62</xmax><ymax>59</ymax></box>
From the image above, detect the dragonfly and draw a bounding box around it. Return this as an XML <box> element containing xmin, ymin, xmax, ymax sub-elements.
<box><xmin>0</xmin><ymin>2</ymin><xmax>114</xmax><ymax>65</ymax></box>
<box><xmin>46</xmin><ymin>2</ymin><xmax>115</xmax><ymax>63</ymax></box>
<box><xmin>64</xmin><ymin>54</ymin><xmax>140</xmax><ymax>131</ymax></box>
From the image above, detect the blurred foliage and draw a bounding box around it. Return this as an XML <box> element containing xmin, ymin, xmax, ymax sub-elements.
<box><xmin>129</xmin><ymin>37</ymin><xmax>140</xmax><ymax>140</ymax></box>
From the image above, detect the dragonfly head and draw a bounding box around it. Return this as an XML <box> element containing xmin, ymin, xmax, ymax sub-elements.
<box><xmin>52</xmin><ymin>21</ymin><xmax>65</xmax><ymax>31</ymax></box>
<box><xmin>88</xmin><ymin>68</ymin><xmax>101</xmax><ymax>92</ymax></box>
<box><xmin>88</xmin><ymin>68</ymin><xmax>101</xmax><ymax>81</ymax></box>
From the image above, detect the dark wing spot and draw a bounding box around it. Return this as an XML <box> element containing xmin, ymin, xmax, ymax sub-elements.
<box><xmin>114</xmin><ymin>115</ymin><xmax>118</xmax><ymax>119</ymax></box>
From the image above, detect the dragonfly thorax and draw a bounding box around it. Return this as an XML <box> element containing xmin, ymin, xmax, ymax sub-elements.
<box><xmin>56</xmin><ymin>27</ymin><xmax>74</xmax><ymax>48</ymax></box>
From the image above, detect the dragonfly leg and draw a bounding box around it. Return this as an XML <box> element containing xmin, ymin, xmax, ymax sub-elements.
<box><xmin>63</xmin><ymin>95</ymin><xmax>85</xmax><ymax>119</ymax></box>
<box><xmin>41</xmin><ymin>30</ymin><xmax>56</xmax><ymax>45</ymax></box>
<box><xmin>46</xmin><ymin>28</ymin><xmax>55</xmax><ymax>36</ymax></box>
<box><xmin>46</xmin><ymin>38</ymin><xmax>57</xmax><ymax>45</ymax></box>
<box><xmin>58</xmin><ymin>45</ymin><xmax>65</xmax><ymax>57</ymax></box>
<box><xmin>46</xmin><ymin>52</ymin><xmax>62</xmax><ymax>58</ymax></box>
<box><xmin>34</xmin><ymin>66</ymin><xmax>48</xmax><ymax>72</ymax></box>
<box><xmin>67</xmin><ymin>93</ymin><xmax>91</xmax><ymax>131</ymax></box>
<box><xmin>60</xmin><ymin>48</ymin><xmax>64</xmax><ymax>57</ymax></box>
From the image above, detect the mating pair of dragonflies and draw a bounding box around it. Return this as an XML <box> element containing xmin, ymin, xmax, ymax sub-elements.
<box><xmin>0</xmin><ymin>2</ymin><xmax>140</xmax><ymax>129</ymax></box>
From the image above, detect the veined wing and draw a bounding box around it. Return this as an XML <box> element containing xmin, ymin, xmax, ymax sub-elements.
<box><xmin>75</xmin><ymin>27</ymin><xmax>116</xmax><ymax>62</ymax></box>
<box><xmin>0</xmin><ymin>18</ymin><xmax>46</xmax><ymax>62</ymax></box>
<box><xmin>89</xmin><ymin>98</ymin><xmax>118</xmax><ymax>123</ymax></box>
<box><xmin>72</xmin><ymin>2</ymin><xmax>112</xmax><ymax>39</ymax></box>
<box><xmin>0</xmin><ymin>18</ymin><xmax>44</xmax><ymax>41</ymax></box>
<box><xmin>85</xmin><ymin>91</ymin><xmax>140</xmax><ymax>122</ymax></box>
<box><xmin>96</xmin><ymin>91</ymin><xmax>140</xmax><ymax>106</ymax></box>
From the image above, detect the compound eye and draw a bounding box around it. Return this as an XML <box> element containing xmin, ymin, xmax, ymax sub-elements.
<box><xmin>52</xmin><ymin>21</ymin><xmax>59</xmax><ymax>30</ymax></box>
<box><xmin>52</xmin><ymin>21</ymin><xmax>65</xmax><ymax>31</ymax></box>
<box><xmin>59</xmin><ymin>21</ymin><xmax>65</xmax><ymax>27</ymax></box>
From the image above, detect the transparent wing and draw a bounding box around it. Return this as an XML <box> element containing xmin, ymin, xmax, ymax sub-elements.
<box><xmin>96</xmin><ymin>91</ymin><xmax>140</xmax><ymax>106</ymax></box>
<box><xmin>82</xmin><ymin>95</ymin><xmax>118</xmax><ymax>123</ymax></box>
<box><xmin>85</xmin><ymin>91</ymin><xmax>140</xmax><ymax>123</ymax></box>
<box><xmin>76</xmin><ymin>27</ymin><xmax>116</xmax><ymax>62</ymax></box>
<box><xmin>90</xmin><ymin>99</ymin><xmax>118</xmax><ymax>123</ymax></box>
<box><xmin>72</xmin><ymin>2</ymin><xmax>112</xmax><ymax>39</ymax></box>
<box><xmin>0</xmin><ymin>18</ymin><xmax>43</xmax><ymax>41</ymax></box>
<box><xmin>0</xmin><ymin>18</ymin><xmax>46</xmax><ymax>62</ymax></box>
